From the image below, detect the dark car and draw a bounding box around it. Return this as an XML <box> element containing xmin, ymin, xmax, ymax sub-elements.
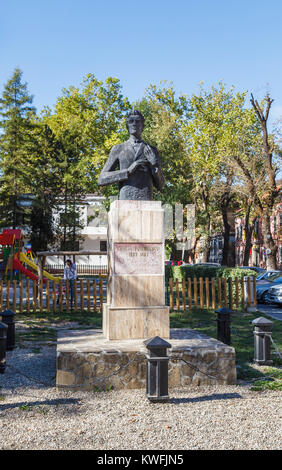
<box><xmin>256</xmin><ymin>270</ymin><xmax>282</xmax><ymax>283</ymax></box>
<box><xmin>256</xmin><ymin>273</ymin><xmax>282</xmax><ymax>303</ymax></box>
<box><xmin>193</xmin><ymin>262</ymin><xmax>221</xmax><ymax>267</ymax></box>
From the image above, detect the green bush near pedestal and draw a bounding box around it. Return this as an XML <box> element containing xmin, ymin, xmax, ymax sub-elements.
<box><xmin>166</xmin><ymin>265</ymin><xmax>257</xmax><ymax>282</ymax></box>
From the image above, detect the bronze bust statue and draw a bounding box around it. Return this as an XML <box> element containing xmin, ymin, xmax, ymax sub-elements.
<box><xmin>98</xmin><ymin>110</ymin><xmax>165</xmax><ymax>200</ymax></box>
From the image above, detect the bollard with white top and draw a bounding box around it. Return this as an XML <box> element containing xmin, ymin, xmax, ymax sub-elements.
<box><xmin>252</xmin><ymin>316</ymin><xmax>273</xmax><ymax>365</ymax></box>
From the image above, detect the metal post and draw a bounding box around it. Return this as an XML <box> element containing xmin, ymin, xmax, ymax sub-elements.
<box><xmin>252</xmin><ymin>317</ymin><xmax>273</xmax><ymax>365</ymax></box>
<box><xmin>144</xmin><ymin>336</ymin><xmax>171</xmax><ymax>402</ymax></box>
<box><xmin>1</xmin><ymin>309</ymin><xmax>16</xmax><ymax>350</ymax></box>
<box><xmin>165</xmin><ymin>278</ymin><xmax>169</xmax><ymax>306</ymax></box>
<box><xmin>216</xmin><ymin>307</ymin><xmax>232</xmax><ymax>345</ymax></box>
<box><xmin>0</xmin><ymin>322</ymin><xmax>8</xmax><ymax>374</ymax></box>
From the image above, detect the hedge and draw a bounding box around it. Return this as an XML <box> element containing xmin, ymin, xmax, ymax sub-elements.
<box><xmin>165</xmin><ymin>265</ymin><xmax>258</xmax><ymax>282</ymax></box>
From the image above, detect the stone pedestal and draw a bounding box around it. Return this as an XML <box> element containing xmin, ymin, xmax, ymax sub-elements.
<box><xmin>56</xmin><ymin>328</ymin><xmax>237</xmax><ymax>391</ymax></box>
<box><xmin>103</xmin><ymin>200</ymin><xmax>170</xmax><ymax>340</ymax></box>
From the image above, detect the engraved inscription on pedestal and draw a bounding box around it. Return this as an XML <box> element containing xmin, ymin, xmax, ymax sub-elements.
<box><xmin>114</xmin><ymin>243</ymin><xmax>163</xmax><ymax>275</ymax></box>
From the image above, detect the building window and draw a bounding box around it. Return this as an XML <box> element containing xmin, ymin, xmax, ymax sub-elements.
<box><xmin>100</xmin><ymin>240</ymin><xmax>107</xmax><ymax>252</ymax></box>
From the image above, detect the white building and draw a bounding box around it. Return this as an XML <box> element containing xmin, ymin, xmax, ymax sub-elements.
<box><xmin>48</xmin><ymin>194</ymin><xmax>109</xmax><ymax>267</ymax></box>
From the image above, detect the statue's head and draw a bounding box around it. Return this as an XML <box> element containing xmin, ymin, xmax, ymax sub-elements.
<box><xmin>126</xmin><ymin>110</ymin><xmax>145</xmax><ymax>138</ymax></box>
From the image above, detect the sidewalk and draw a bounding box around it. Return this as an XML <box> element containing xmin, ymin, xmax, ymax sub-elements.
<box><xmin>256</xmin><ymin>303</ymin><xmax>282</xmax><ymax>321</ymax></box>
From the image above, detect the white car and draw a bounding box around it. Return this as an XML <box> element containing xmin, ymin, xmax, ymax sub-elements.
<box><xmin>265</xmin><ymin>285</ymin><xmax>282</xmax><ymax>305</ymax></box>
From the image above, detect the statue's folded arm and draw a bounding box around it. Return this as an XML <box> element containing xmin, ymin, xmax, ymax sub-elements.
<box><xmin>98</xmin><ymin>148</ymin><xmax>128</xmax><ymax>186</ymax></box>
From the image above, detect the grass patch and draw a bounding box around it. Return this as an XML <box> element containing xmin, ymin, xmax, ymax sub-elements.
<box><xmin>250</xmin><ymin>367</ymin><xmax>282</xmax><ymax>391</ymax></box>
<box><xmin>16</xmin><ymin>310</ymin><xmax>102</xmax><ymax>328</ymax></box>
<box><xmin>170</xmin><ymin>307</ymin><xmax>282</xmax><ymax>384</ymax></box>
<box><xmin>16</xmin><ymin>326</ymin><xmax>57</xmax><ymax>346</ymax></box>
<box><xmin>18</xmin><ymin>404</ymin><xmax>31</xmax><ymax>411</ymax></box>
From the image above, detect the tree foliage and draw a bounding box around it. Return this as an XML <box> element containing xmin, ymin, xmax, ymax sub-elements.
<box><xmin>0</xmin><ymin>68</ymin><xmax>36</xmax><ymax>228</ymax></box>
<box><xmin>0</xmin><ymin>69</ymin><xmax>281</xmax><ymax>267</ymax></box>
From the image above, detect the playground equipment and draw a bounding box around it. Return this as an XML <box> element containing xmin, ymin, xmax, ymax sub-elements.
<box><xmin>0</xmin><ymin>229</ymin><xmax>61</xmax><ymax>282</ymax></box>
<box><xmin>19</xmin><ymin>252</ymin><xmax>61</xmax><ymax>282</ymax></box>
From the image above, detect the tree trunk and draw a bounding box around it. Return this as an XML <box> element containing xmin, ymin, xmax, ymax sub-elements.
<box><xmin>221</xmin><ymin>206</ymin><xmax>231</xmax><ymax>266</ymax></box>
<box><xmin>200</xmin><ymin>186</ymin><xmax>211</xmax><ymax>263</ymax></box>
<box><xmin>201</xmin><ymin>232</ymin><xmax>211</xmax><ymax>262</ymax></box>
<box><xmin>261</xmin><ymin>213</ymin><xmax>277</xmax><ymax>270</ymax></box>
<box><xmin>243</xmin><ymin>229</ymin><xmax>253</xmax><ymax>266</ymax></box>
<box><xmin>243</xmin><ymin>206</ymin><xmax>255</xmax><ymax>266</ymax></box>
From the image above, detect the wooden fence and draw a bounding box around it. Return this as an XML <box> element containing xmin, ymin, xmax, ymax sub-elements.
<box><xmin>0</xmin><ymin>275</ymin><xmax>257</xmax><ymax>314</ymax></box>
<box><xmin>166</xmin><ymin>276</ymin><xmax>257</xmax><ymax>311</ymax></box>
<box><xmin>0</xmin><ymin>278</ymin><xmax>106</xmax><ymax>314</ymax></box>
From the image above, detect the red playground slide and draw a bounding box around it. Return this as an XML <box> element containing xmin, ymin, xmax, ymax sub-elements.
<box><xmin>13</xmin><ymin>257</ymin><xmax>47</xmax><ymax>283</ymax></box>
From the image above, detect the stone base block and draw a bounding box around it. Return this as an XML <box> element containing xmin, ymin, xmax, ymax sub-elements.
<box><xmin>103</xmin><ymin>303</ymin><xmax>170</xmax><ymax>340</ymax></box>
<box><xmin>56</xmin><ymin>328</ymin><xmax>237</xmax><ymax>391</ymax></box>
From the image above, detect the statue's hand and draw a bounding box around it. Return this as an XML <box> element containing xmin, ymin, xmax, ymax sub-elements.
<box><xmin>144</xmin><ymin>145</ymin><xmax>158</xmax><ymax>166</ymax></box>
<box><xmin>128</xmin><ymin>157</ymin><xmax>148</xmax><ymax>175</ymax></box>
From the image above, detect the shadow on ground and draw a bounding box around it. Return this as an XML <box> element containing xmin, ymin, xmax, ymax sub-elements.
<box><xmin>170</xmin><ymin>392</ymin><xmax>242</xmax><ymax>404</ymax></box>
<box><xmin>0</xmin><ymin>397</ymin><xmax>80</xmax><ymax>412</ymax></box>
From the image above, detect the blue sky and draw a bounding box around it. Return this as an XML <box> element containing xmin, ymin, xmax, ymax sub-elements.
<box><xmin>1</xmin><ymin>0</ymin><xmax>282</xmax><ymax>127</ymax></box>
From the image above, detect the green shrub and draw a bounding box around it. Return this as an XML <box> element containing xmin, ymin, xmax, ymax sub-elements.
<box><xmin>165</xmin><ymin>264</ymin><xmax>173</xmax><ymax>279</ymax></box>
<box><xmin>166</xmin><ymin>265</ymin><xmax>257</xmax><ymax>282</ymax></box>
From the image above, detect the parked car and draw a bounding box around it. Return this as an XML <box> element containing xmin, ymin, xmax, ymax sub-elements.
<box><xmin>265</xmin><ymin>284</ymin><xmax>282</xmax><ymax>305</ymax></box>
<box><xmin>193</xmin><ymin>262</ymin><xmax>221</xmax><ymax>267</ymax></box>
<box><xmin>256</xmin><ymin>270</ymin><xmax>282</xmax><ymax>282</ymax></box>
<box><xmin>238</xmin><ymin>266</ymin><xmax>265</xmax><ymax>273</ymax></box>
<box><xmin>256</xmin><ymin>273</ymin><xmax>282</xmax><ymax>303</ymax></box>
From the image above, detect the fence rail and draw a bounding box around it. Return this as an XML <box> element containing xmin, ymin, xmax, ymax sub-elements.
<box><xmin>0</xmin><ymin>278</ymin><xmax>106</xmax><ymax>314</ymax></box>
<box><xmin>166</xmin><ymin>276</ymin><xmax>257</xmax><ymax>311</ymax></box>
<box><xmin>45</xmin><ymin>265</ymin><xmax>108</xmax><ymax>275</ymax></box>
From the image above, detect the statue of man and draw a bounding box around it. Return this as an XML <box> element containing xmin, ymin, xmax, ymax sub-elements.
<box><xmin>98</xmin><ymin>110</ymin><xmax>165</xmax><ymax>200</ymax></box>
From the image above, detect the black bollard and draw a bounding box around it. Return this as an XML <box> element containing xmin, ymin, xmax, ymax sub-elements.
<box><xmin>144</xmin><ymin>336</ymin><xmax>171</xmax><ymax>403</ymax></box>
<box><xmin>252</xmin><ymin>317</ymin><xmax>273</xmax><ymax>365</ymax></box>
<box><xmin>0</xmin><ymin>322</ymin><xmax>8</xmax><ymax>374</ymax></box>
<box><xmin>216</xmin><ymin>307</ymin><xmax>232</xmax><ymax>345</ymax></box>
<box><xmin>1</xmin><ymin>310</ymin><xmax>16</xmax><ymax>351</ymax></box>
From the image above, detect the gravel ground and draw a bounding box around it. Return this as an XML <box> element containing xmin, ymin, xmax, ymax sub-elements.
<box><xmin>0</xmin><ymin>332</ymin><xmax>281</xmax><ymax>451</ymax></box>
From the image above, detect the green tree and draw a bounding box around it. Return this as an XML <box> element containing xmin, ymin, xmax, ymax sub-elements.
<box><xmin>231</xmin><ymin>94</ymin><xmax>282</xmax><ymax>269</ymax></box>
<box><xmin>25</xmin><ymin>122</ymin><xmax>65</xmax><ymax>251</ymax></box>
<box><xmin>182</xmin><ymin>83</ymin><xmax>261</xmax><ymax>263</ymax></box>
<box><xmin>0</xmin><ymin>68</ymin><xmax>36</xmax><ymax>228</ymax></box>
<box><xmin>43</xmin><ymin>74</ymin><xmax>131</xmax><ymax>248</ymax></box>
<box><xmin>47</xmin><ymin>74</ymin><xmax>130</xmax><ymax>194</ymax></box>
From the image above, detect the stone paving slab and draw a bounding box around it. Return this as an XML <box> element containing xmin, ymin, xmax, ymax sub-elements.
<box><xmin>57</xmin><ymin>328</ymin><xmax>232</xmax><ymax>353</ymax></box>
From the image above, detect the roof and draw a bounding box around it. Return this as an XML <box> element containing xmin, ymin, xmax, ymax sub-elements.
<box><xmin>0</xmin><ymin>233</ymin><xmax>16</xmax><ymax>246</ymax></box>
<box><xmin>3</xmin><ymin>229</ymin><xmax>22</xmax><ymax>240</ymax></box>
